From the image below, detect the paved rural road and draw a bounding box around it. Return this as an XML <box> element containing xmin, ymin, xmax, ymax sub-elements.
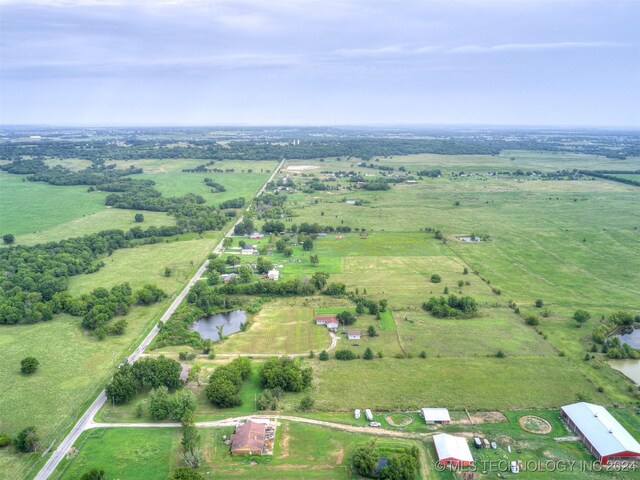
<box><xmin>34</xmin><ymin>160</ymin><xmax>285</xmax><ymax>480</ymax></box>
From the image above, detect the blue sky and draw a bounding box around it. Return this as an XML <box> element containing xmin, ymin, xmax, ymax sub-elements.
<box><xmin>0</xmin><ymin>0</ymin><xmax>638</xmax><ymax>126</ymax></box>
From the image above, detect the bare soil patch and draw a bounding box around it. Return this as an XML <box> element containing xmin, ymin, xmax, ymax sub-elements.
<box><xmin>385</xmin><ymin>413</ymin><xmax>414</xmax><ymax>427</ymax></box>
<box><xmin>519</xmin><ymin>415</ymin><xmax>552</xmax><ymax>434</ymax></box>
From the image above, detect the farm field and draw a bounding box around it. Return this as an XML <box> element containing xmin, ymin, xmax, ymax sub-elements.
<box><xmin>216</xmin><ymin>301</ymin><xmax>331</xmax><ymax>355</ymax></box>
<box><xmin>53</xmin><ymin>422</ymin><xmax>424</xmax><ymax>480</ymax></box>
<box><xmin>0</xmin><ymin>171</ymin><xmax>107</xmax><ymax>238</ymax></box>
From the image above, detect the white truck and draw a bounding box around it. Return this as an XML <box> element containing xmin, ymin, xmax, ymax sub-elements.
<box><xmin>354</xmin><ymin>409</ymin><xmax>361</xmax><ymax>419</ymax></box>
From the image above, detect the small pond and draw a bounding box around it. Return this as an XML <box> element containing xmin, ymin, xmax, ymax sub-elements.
<box><xmin>191</xmin><ymin>310</ymin><xmax>246</xmax><ymax>341</ymax></box>
<box><xmin>609</xmin><ymin>328</ymin><xmax>640</xmax><ymax>384</ymax></box>
<box><xmin>615</xmin><ymin>328</ymin><xmax>640</xmax><ymax>349</ymax></box>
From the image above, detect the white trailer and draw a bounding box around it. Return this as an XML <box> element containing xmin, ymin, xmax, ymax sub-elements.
<box><xmin>365</xmin><ymin>409</ymin><xmax>373</xmax><ymax>421</ymax></box>
<box><xmin>354</xmin><ymin>409</ymin><xmax>361</xmax><ymax>419</ymax></box>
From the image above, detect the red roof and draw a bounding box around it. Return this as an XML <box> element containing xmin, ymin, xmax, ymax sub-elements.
<box><xmin>231</xmin><ymin>420</ymin><xmax>266</xmax><ymax>455</ymax></box>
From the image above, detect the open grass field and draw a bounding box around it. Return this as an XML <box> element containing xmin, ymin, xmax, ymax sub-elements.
<box><xmin>274</xmin><ymin>155</ymin><xmax>640</xmax><ymax>407</ymax></box>
<box><xmin>15</xmin><ymin>209</ymin><xmax>175</xmax><ymax>245</ymax></box>
<box><xmin>304</xmin><ymin>357</ymin><xmax>608</xmax><ymax>411</ymax></box>
<box><xmin>0</xmin><ymin>304</ymin><xmax>170</xmax><ymax>479</ymax></box>
<box><xmin>68</xmin><ymin>235</ymin><xmax>215</xmax><ymax>295</ymax></box>
<box><xmin>0</xmin><ymin>236</ymin><xmax>220</xmax><ymax>479</ymax></box>
<box><xmin>216</xmin><ymin>300</ymin><xmax>331</xmax><ymax>355</ymax></box>
<box><xmin>53</xmin><ymin>422</ymin><xmax>424</xmax><ymax>480</ymax></box>
<box><xmin>0</xmin><ymin>171</ymin><xmax>107</xmax><ymax>238</ymax></box>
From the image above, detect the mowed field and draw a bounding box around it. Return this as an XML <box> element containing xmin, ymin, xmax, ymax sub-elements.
<box><xmin>53</xmin><ymin>422</ymin><xmax>423</xmax><ymax>480</ymax></box>
<box><xmin>216</xmin><ymin>301</ymin><xmax>331</xmax><ymax>355</ymax></box>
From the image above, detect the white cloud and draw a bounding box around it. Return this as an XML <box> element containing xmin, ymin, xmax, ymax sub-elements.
<box><xmin>449</xmin><ymin>41</ymin><xmax>632</xmax><ymax>54</ymax></box>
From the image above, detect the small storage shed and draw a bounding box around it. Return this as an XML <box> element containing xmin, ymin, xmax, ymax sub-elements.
<box><xmin>420</xmin><ymin>407</ymin><xmax>451</xmax><ymax>424</ymax></box>
<box><xmin>347</xmin><ymin>329</ymin><xmax>361</xmax><ymax>340</ymax></box>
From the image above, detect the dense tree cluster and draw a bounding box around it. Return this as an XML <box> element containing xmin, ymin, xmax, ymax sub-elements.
<box><xmin>219</xmin><ymin>197</ymin><xmax>245</xmax><ymax>209</ymax></box>
<box><xmin>216</xmin><ymin>278</ymin><xmax>317</xmax><ymax>297</ymax></box>
<box><xmin>105</xmin><ymin>356</ymin><xmax>182</xmax><ymax>404</ymax></box>
<box><xmin>205</xmin><ymin>357</ymin><xmax>252</xmax><ymax>407</ymax></box>
<box><xmin>0</xmin><ymin>230</ymin><xmax>170</xmax><ymax>325</ymax></box>
<box><xmin>580</xmin><ymin>170</ymin><xmax>640</xmax><ymax>187</ymax></box>
<box><xmin>260</xmin><ymin>357</ymin><xmax>312</xmax><ymax>392</ymax></box>
<box><xmin>422</xmin><ymin>294</ymin><xmax>478</xmax><ymax>318</ymax></box>
<box><xmin>353</xmin><ymin>440</ymin><xmax>420</xmax><ymax>480</ymax></box>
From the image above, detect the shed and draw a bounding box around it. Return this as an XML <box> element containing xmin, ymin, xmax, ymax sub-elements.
<box><xmin>267</xmin><ymin>269</ymin><xmax>280</xmax><ymax>281</ymax></box>
<box><xmin>561</xmin><ymin>402</ymin><xmax>640</xmax><ymax>465</ymax></box>
<box><xmin>231</xmin><ymin>420</ymin><xmax>266</xmax><ymax>456</ymax></box>
<box><xmin>241</xmin><ymin>248</ymin><xmax>255</xmax><ymax>255</ymax></box>
<box><xmin>249</xmin><ymin>232</ymin><xmax>264</xmax><ymax>239</ymax></box>
<box><xmin>420</xmin><ymin>408</ymin><xmax>451</xmax><ymax>424</ymax></box>
<box><xmin>433</xmin><ymin>433</ymin><xmax>474</xmax><ymax>467</ymax></box>
<box><xmin>347</xmin><ymin>330</ymin><xmax>361</xmax><ymax>340</ymax></box>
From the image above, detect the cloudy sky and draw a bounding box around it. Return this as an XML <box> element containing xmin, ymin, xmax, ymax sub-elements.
<box><xmin>0</xmin><ymin>0</ymin><xmax>638</xmax><ymax>126</ymax></box>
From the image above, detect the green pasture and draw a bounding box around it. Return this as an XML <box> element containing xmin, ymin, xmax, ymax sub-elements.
<box><xmin>15</xmin><ymin>209</ymin><xmax>175</xmax><ymax>245</ymax></box>
<box><xmin>305</xmin><ymin>357</ymin><xmax>608</xmax><ymax>411</ymax></box>
<box><xmin>68</xmin><ymin>236</ymin><xmax>215</xmax><ymax>296</ymax></box>
<box><xmin>0</xmin><ymin>171</ymin><xmax>106</xmax><ymax>237</ymax></box>
<box><xmin>216</xmin><ymin>300</ymin><xmax>331</xmax><ymax>355</ymax></box>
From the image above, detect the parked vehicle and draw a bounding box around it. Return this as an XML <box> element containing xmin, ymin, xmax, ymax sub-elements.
<box><xmin>369</xmin><ymin>422</ymin><xmax>381</xmax><ymax>427</ymax></box>
<box><xmin>510</xmin><ymin>461</ymin><xmax>520</xmax><ymax>474</ymax></box>
<box><xmin>482</xmin><ymin>439</ymin><xmax>490</xmax><ymax>449</ymax></box>
<box><xmin>354</xmin><ymin>409</ymin><xmax>361</xmax><ymax>419</ymax></box>
<box><xmin>473</xmin><ymin>438</ymin><xmax>482</xmax><ymax>449</ymax></box>
<box><xmin>491</xmin><ymin>441</ymin><xmax>497</xmax><ymax>449</ymax></box>
<box><xmin>365</xmin><ymin>409</ymin><xmax>373</xmax><ymax>421</ymax></box>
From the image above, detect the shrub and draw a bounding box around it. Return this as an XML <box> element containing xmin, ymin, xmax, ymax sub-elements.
<box><xmin>318</xmin><ymin>350</ymin><xmax>329</xmax><ymax>361</ymax></box>
<box><xmin>80</xmin><ymin>469</ymin><xmax>107</xmax><ymax>480</ymax></box>
<box><xmin>422</xmin><ymin>294</ymin><xmax>478</xmax><ymax>318</ymax></box>
<box><xmin>0</xmin><ymin>434</ymin><xmax>10</xmax><ymax>448</ymax></box>
<box><xmin>20</xmin><ymin>357</ymin><xmax>39</xmax><ymax>375</ymax></box>
<box><xmin>2</xmin><ymin>233</ymin><xmax>15</xmax><ymax>245</ymax></box>
<box><xmin>496</xmin><ymin>350</ymin><xmax>506</xmax><ymax>358</ymax></box>
<box><xmin>524</xmin><ymin>314</ymin><xmax>540</xmax><ymax>326</ymax></box>
<box><xmin>419</xmin><ymin>350</ymin><xmax>427</xmax><ymax>358</ymax></box>
<box><xmin>430</xmin><ymin>274</ymin><xmax>441</xmax><ymax>283</ymax></box>
<box><xmin>12</xmin><ymin>426</ymin><xmax>38</xmax><ymax>453</ymax></box>
<box><xmin>367</xmin><ymin>325</ymin><xmax>378</xmax><ymax>337</ymax></box>
<box><xmin>299</xmin><ymin>395</ymin><xmax>315</xmax><ymax>411</ymax></box>
<box><xmin>334</xmin><ymin>349</ymin><xmax>357</xmax><ymax>360</ymax></box>
<box><xmin>535</xmin><ymin>299</ymin><xmax>544</xmax><ymax>308</ymax></box>
<box><xmin>573</xmin><ymin>309</ymin><xmax>591</xmax><ymax>324</ymax></box>
<box><xmin>134</xmin><ymin>213</ymin><xmax>144</xmax><ymax>223</ymax></box>
<box><xmin>363</xmin><ymin>348</ymin><xmax>374</xmax><ymax>360</ymax></box>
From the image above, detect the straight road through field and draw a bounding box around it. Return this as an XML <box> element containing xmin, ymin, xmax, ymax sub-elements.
<box><xmin>34</xmin><ymin>159</ymin><xmax>285</xmax><ymax>480</ymax></box>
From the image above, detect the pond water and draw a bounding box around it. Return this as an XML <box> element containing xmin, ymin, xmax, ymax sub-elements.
<box><xmin>615</xmin><ymin>328</ymin><xmax>640</xmax><ymax>349</ymax></box>
<box><xmin>191</xmin><ymin>310</ymin><xmax>246</xmax><ymax>341</ymax></box>
<box><xmin>609</xmin><ymin>329</ymin><xmax>640</xmax><ymax>384</ymax></box>
<box><xmin>609</xmin><ymin>359</ymin><xmax>640</xmax><ymax>385</ymax></box>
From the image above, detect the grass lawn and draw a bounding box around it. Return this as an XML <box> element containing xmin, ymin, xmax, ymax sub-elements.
<box><xmin>54</xmin><ymin>428</ymin><xmax>177</xmax><ymax>480</ymax></box>
<box><xmin>53</xmin><ymin>421</ymin><xmax>424</xmax><ymax>480</ymax></box>
<box><xmin>216</xmin><ymin>300</ymin><xmax>331</xmax><ymax>355</ymax></box>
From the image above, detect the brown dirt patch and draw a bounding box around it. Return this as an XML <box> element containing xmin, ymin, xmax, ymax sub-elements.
<box><xmin>334</xmin><ymin>447</ymin><xmax>344</xmax><ymax>465</ymax></box>
<box><xmin>519</xmin><ymin>415</ymin><xmax>552</xmax><ymax>434</ymax></box>
<box><xmin>454</xmin><ymin>411</ymin><xmax>507</xmax><ymax>425</ymax></box>
<box><xmin>279</xmin><ymin>423</ymin><xmax>290</xmax><ymax>458</ymax></box>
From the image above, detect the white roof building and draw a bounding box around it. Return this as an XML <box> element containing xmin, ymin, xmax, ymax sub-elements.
<box><xmin>421</xmin><ymin>407</ymin><xmax>451</xmax><ymax>424</ymax></box>
<box><xmin>267</xmin><ymin>269</ymin><xmax>280</xmax><ymax>280</ymax></box>
<box><xmin>433</xmin><ymin>433</ymin><xmax>474</xmax><ymax>466</ymax></box>
<box><xmin>561</xmin><ymin>402</ymin><xmax>640</xmax><ymax>464</ymax></box>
